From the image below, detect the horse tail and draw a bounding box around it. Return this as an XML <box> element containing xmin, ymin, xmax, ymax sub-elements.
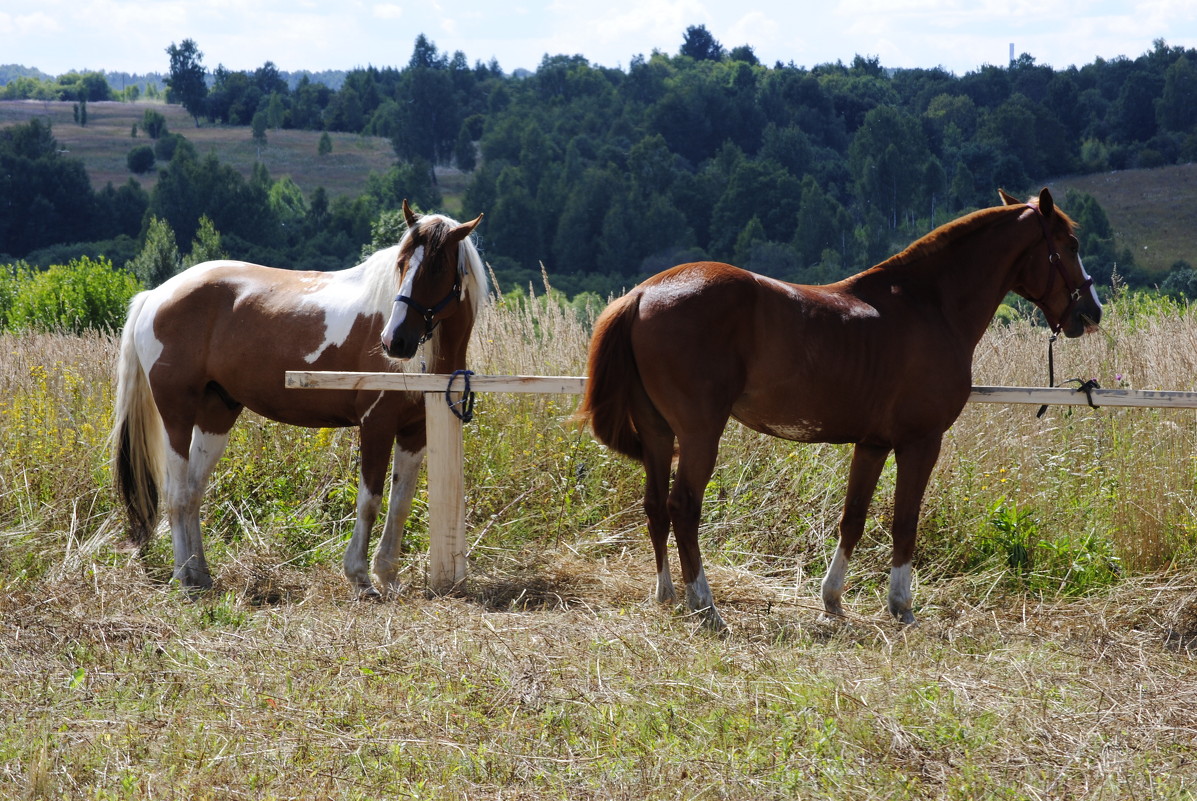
<box><xmin>110</xmin><ymin>292</ymin><xmax>164</xmax><ymax>551</ymax></box>
<box><xmin>577</xmin><ymin>291</ymin><xmax>646</xmax><ymax>462</ymax></box>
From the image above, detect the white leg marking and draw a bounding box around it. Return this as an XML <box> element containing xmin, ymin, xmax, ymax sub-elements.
<box><xmin>344</xmin><ymin>477</ymin><xmax>382</xmax><ymax>595</ymax></box>
<box><xmin>888</xmin><ymin>562</ymin><xmax>915</xmax><ymax>624</ymax></box>
<box><xmin>685</xmin><ymin>568</ymin><xmax>726</xmax><ymax>631</ymax></box>
<box><xmin>372</xmin><ymin>447</ymin><xmax>424</xmax><ymax>593</ymax></box>
<box><xmin>655</xmin><ymin>567</ymin><xmax>675</xmax><ymax>604</ymax></box>
<box><xmin>821</xmin><ymin>546</ymin><xmax>850</xmax><ymax>617</ymax></box>
<box><xmin>163</xmin><ymin>428</ymin><xmax>229</xmax><ymax>591</ymax></box>
<box><xmin>164</xmin><ymin>448</ymin><xmax>211</xmax><ymax>590</ymax></box>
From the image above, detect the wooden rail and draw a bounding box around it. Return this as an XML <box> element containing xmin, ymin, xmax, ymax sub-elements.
<box><xmin>285</xmin><ymin>371</ymin><xmax>1197</xmax><ymax>591</ymax></box>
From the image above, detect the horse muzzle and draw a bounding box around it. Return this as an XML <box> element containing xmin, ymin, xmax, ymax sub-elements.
<box><xmin>381</xmin><ymin>309</ymin><xmax>423</xmax><ymax>360</ymax></box>
<box><xmin>382</xmin><ymin>327</ymin><xmax>421</xmax><ymax>360</ymax></box>
<box><xmin>1062</xmin><ymin>294</ymin><xmax>1103</xmax><ymax>338</ymax></box>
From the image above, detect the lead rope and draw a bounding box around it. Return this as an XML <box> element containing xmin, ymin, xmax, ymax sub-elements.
<box><xmin>1036</xmin><ymin>334</ymin><xmax>1101</xmax><ymax>418</ymax></box>
<box><xmin>446</xmin><ymin>369</ymin><xmax>476</xmax><ymax>423</ymax></box>
<box><xmin>1035</xmin><ymin>334</ymin><xmax>1058</xmax><ymax>419</ymax></box>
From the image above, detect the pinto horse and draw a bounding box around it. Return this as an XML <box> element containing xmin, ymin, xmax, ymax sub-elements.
<box><xmin>578</xmin><ymin>188</ymin><xmax>1102</xmax><ymax>630</ymax></box>
<box><xmin>112</xmin><ymin>201</ymin><xmax>485</xmax><ymax>597</ymax></box>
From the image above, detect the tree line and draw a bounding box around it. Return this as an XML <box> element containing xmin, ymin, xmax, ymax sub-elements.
<box><xmin>4</xmin><ymin>28</ymin><xmax>1197</xmax><ymax>298</ymax></box>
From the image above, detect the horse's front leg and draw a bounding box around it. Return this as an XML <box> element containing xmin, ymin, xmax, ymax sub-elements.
<box><xmin>343</xmin><ymin>421</ymin><xmax>391</xmax><ymax>599</ymax></box>
<box><xmin>821</xmin><ymin>443</ymin><xmax>889</xmax><ymax>620</ymax></box>
<box><xmin>887</xmin><ymin>435</ymin><xmax>943</xmax><ymax>625</ymax></box>
<box><xmin>372</xmin><ymin>442</ymin><xmax>426</xmax><ymax>596</ymax></box>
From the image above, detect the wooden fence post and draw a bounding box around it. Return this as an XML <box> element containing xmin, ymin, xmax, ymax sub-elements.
<box><xmin>424</xmin><ymin>391</ymin><xmax>466</xmax><ymax>593</ymax></box>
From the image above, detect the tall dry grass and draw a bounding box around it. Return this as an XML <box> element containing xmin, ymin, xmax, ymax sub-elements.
<box><xmin>4</xmin><ymin>292</ymin><xmax>1197</xmax><ymax>799</ymax></box>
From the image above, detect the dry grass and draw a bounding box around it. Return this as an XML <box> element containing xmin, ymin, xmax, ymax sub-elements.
<box><xmin>0</xmin><ymin>99</ymin><xmax>398</xmax><ymax>199</ymax></box>
<box><xmin>3</xmin><ymin>294</ymin><xmax>1197</xmax><ymax>798</ymax></box>
<box><xmin>1049</xmin><ymin>164</ymin><xmax>1197</xmax><ymax>275</ymax></box>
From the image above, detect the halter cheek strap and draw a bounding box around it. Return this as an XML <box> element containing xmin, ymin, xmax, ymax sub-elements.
<box><xmin>395</xmin><ymin>277</ymin><xmax>462</xmax><ymax>345</ymax></box>
<box><xmin>1023</xmin><ymin>203</ymin><xmax>1094</xmax><ymax>335</ymax></box>
<box><xmin>1024</xmin><ymin>203</ymin><xmax>1099</xmax><ymax>418</ymax></box>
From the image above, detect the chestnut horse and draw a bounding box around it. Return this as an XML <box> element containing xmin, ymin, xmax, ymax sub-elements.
<box><xmin>112</xmin><ymin>201</ymin><xmax>485</xmax><ymax>597</ymax></box>
<box><xmin>578</xmin><ymin>189</ymin><xmax>1102</xmax><ymax>630</ymax></box>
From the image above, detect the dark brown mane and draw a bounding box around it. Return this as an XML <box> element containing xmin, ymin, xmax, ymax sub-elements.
<box><xmin>872</xmin><ymin>202</ymin><xmax>1077</xmax><ymax>273</ymax></box>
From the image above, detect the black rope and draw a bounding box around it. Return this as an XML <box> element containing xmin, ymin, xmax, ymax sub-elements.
<box><xmin>1036</xmin><ymin>334</ymin><xmax>1058</xmax><ymax>418</ymax></box>
<box><xmin>1036</xmin><ymin>332</ymin><xmax>1101</xmax><ymax>418</ymax></box>
<box><xmin>446</xmin><ymin>369</ymin><xmax>476</xmax><ymax>423</ymax></box>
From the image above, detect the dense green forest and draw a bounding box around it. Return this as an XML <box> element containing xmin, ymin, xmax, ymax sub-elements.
<box><xmin>4</xmin><ymin>28</ymin><xmax>1197</xmax><ymax>298</ymax></box>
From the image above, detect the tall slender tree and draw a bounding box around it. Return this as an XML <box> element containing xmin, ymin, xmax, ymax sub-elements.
<box><xmin>166</xmin><ymin>39</ymin><xmax>208</xmax><ymax>127</ymax></box>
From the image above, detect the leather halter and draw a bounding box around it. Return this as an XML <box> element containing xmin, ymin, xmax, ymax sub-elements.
<box><xmin>394</xmin><ymin>272</ymin><xmax>462</xmax><ymax>346</ymax></box>
<box><xmin>1022</xmin><ymin>203</ymin><xmax>1093</xmax><ymax>335</ymax></box>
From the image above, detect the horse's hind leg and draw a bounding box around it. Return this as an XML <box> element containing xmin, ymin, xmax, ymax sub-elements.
<box><xmin>888</xmin><ymin>435</ymin><xmax>942</xmax><ymax>625</ymax></box>
<box><xmin>821</xmin><ymin>443</ymin><xmax>890</xmax><ymax>619</ymax></box>
<box><xmin>158</xmin><ymin>390</ymin><xmax>237</xmax><ymax>592</ymax></box>
<box><xmin>641</xmin><ymin>427</ymin><xmax>677</xmax><ymax>604</ymax></box>
<box><xmin>162</xmin><ymin>425</ymin><xmax>231</xmax><ymax>591</ymax></box>
<box><xmin>670</xmin><ymin>433</ymin><xmax>725</xmax><ymax>631</ymax></box>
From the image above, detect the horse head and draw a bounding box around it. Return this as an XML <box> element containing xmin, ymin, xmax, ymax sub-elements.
<box><xmin>1003</xmin><ymin>187</ymin><xmax>1102</xmax><ymax>338</ymax></box>
<box><xmin>382</xmin><ymin>199</ymin><xmax>484</xmax><ymax>360</ymax></box>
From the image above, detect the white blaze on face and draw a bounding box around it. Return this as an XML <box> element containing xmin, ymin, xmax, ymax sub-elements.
<box><xmin>1078</xmin><ymin>255</ymin><xmax>1102</xmax><ymax>315</ymax></box>
<box><xmin>381</xmin><ymin>245</ymin><xmax>424</xmax><ymax>352</ymax></box>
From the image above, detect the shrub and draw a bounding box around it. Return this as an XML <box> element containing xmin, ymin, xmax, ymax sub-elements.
<box><xmin>154</xmin><ymin>133</ymin><xmax>186</xmax><ymax>161</ymax></box>
<box><xmin>142</xmin><ymin>108</ymin><xmax>167</xmax><ymax>138</ymax></box>
<box><xmin>127</xmin><ymin>144</ymin><xmax>155</xmax><ymax>174</ymax></box>
<box><xmin>6</xmin><ymin>257</ymin><xmax>141</xmax><ymax>334</ymax></box>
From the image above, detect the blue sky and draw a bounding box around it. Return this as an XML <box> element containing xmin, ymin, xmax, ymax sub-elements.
<box><xmin>3</xmin><ymin>0</ymin><xmax>1196</xmax><ymax>77</ymax></box>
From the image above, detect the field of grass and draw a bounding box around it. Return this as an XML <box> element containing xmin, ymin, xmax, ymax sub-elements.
<box><xmin>0</xmin><ymin>99</ymin><xmax>403</xmax><ymax>201</ymax></box>
<box><xmin>3</xmin><ymin>292</ymin><xmax>1197</xmax><ymax>798</ymax></box>
<box><xmin>1049</xmin><ymin>164</ymin><xmax>1197</xmax><ymax>276</ymax></box>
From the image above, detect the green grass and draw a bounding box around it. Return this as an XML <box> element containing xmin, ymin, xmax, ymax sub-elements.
<box><xmin>4</xmin><ymin>296</ymin><xmax>1197</xmax><ymax>798</ymax></box>
<box><xmin>0</xmin><ymin>99</ymin><xmax>407</xmax><ymax>200</ymax></box>
<box><xmin>1049</xmin><ymin>164</ymin><xmax>1197</xmax><ymax>275</ymax></box>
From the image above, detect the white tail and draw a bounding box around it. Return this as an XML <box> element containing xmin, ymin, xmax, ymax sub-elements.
<box><xmin>110</xmin><ymin>292</ymin><xmax>165</xmax><ymax>549</ymax></box>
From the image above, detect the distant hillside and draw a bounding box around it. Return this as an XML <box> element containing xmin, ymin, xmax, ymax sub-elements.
<box><xmin>0</xmin><ymin>99</ymin><xmax>400</xmax><ymax>201</ymax></box>
<box><xmin>1048</xmin><ymin>164</ymin><xmax>1197</xmax><ymax>276</ymax></box>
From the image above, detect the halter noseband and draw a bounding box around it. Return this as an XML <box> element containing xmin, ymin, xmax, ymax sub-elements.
<box><xmin>1023</xmin><ymin>203</ymin><xmax>1093</xmax><ymax>335</ymax></box>
<box><xmin>395</xmin><ymin>274</ymin><xmax>462</xmax><ymax>345</ymax></box>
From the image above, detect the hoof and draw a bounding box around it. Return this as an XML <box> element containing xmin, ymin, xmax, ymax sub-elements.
<box><xmin>357</xmin><ymin>585</ymin><xmax>384</xmax><ymax>602</ymax></box>
<box><xmin>694</xmin><ymin>605</ymin><xmax>728</xmax><ymax>635</ymax></box>
<box><xmin>175</xmin><ymin>569</ymin><xmax>214</xmax><ymax>598</ymax></box>
<box><xmin>377</xmin><ymin>581</ymin><xmax>406</xmax><ymax>601</ymax></box>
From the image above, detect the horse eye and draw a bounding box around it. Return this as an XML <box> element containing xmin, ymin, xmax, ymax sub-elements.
<box><xmin>1068</xmin><ymin>236</ymin><xmax>1079</xmax><ymax>253</ymax></box>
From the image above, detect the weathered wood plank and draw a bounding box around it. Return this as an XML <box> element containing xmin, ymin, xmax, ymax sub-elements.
<box><xmin>287</xmin><ymin>372</ymin><xmax>1197</xmax><ymax>410</ymax></box>
<box><xmin>968</xmin><ymin>385</ymin><xmax>1197</xmax><ymax>409</ymax></box>
<box><xmin>286</xmin><ymin>371</ymin><xmax>588</xmax><ymax>395</ymax></box>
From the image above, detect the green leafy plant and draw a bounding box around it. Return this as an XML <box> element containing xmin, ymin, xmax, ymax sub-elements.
<box><xmin>6</xmin><ymin>257</ymin><xmax>141</xmax><ymax>334</ymax></box>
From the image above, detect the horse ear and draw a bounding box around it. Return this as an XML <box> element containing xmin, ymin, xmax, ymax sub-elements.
<box><xmin>449</xmin><ymin>212</ymin><xmax>484</xmax><ymax>244</ymax></box>
<box><xmin>997</xmin><ymin>188</ymin><xmax>1021</xmax><ymax>206</ymax></box>
<box><xmin>402</xmin><ymin>198</ymin><xmax>419</xmax><ymax>228</ymax></box>
<box><xmin>1038</xmin><ymin>187</ymin><xmax>1054</xmax><ymax>218</ymax></box>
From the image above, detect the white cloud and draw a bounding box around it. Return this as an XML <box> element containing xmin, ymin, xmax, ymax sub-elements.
<box><xmin>0</xmin><ymin>10</ymin><xmax>61</xmax><ymax>36</ymax></box>
<box><xmin>373</xmin><ymin>4</ymin><xmax>403</xmax><ymax>20</ymax></box>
